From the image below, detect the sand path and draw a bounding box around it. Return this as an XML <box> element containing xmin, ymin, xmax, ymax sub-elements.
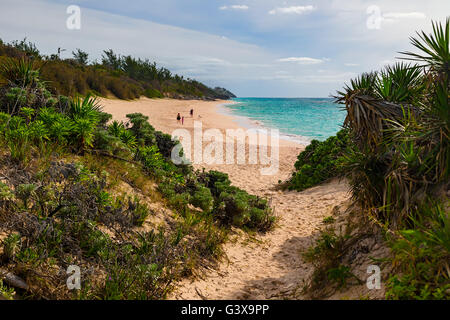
<box><xmin>101</xmin><ymin>98</ymin><xmax>350</xmax><ymax>300</ymax></box>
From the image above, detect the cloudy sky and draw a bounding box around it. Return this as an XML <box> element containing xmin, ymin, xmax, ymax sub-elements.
<box><xmin>0</xmin><ymin>0</ymin><xmax>448</xmax><ymax>97</ymax></box>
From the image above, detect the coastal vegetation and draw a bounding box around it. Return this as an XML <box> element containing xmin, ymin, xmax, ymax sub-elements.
<box><xmin>0</xmin><ymin>48</ymin><xmax>270</xmax><ymax>299</ymax></box>
<box><xmin>0</xmin><ymin>38</ymin><xmax>236</xmax><ymax>101</ymax></box>
<box><xmin>295</xmin><ymin>19</ymin><xmax>449</xmax><ymax>299</ymax></box>
<box><xmin>0</xmin><ymin>18</ymin><xmax>448</xmax><ymax>301</ymax></box>
<box><xmin>286</xmin><ymin>129</ymin><xmax>349</xmax><ymax>191</ymax></box>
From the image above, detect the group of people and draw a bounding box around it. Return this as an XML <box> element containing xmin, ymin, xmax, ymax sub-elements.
<box><xmin>176</xmin><ymin>108</ymin><xmax>194</xmax><ymax>125</ymax></box>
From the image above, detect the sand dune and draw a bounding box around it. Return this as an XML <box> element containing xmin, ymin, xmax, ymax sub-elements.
<box><xmin>101</xmin><ymin>97</ymin><xmax>351</xmax><ymax>300</ymax></box>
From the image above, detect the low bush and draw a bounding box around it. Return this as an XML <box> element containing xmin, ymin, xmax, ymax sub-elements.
<box><xmin>143</xmin><ymin>88</ymin><xmax>163</xmax><ymax>98</ymax></box>
<box><xmin>287</xmin><ymin>129</ymin><xmax>349</xmax><ymax>191</ymax></box>
<box><xmin>0</xmin><ymin>39</ymin><xmax>236</xmax><ymax>100</ymax></box>
<box><xmin>0</xmin><ymin>57</ymin><xmax>272</xmax><ymax>300</ymax></box>
<box><xmin>386</xmin><ymin>201</ymin><xmax>450</xmax><ymax>300</ymax></box>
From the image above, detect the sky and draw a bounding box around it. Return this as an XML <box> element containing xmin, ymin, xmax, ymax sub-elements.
<box><xmin>0</xmin><ymin>0</ymin><xmax>449</xmax><ymax>97</ymax></box>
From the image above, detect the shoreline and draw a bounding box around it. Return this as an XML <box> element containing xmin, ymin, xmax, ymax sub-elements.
<box><xmin>100</xmin><ymin>97</ymin><xmax>304</xmax><ymax>193</ymax></box>
<box><xmin>216</xmin><ymin>100</ymin><xmax>312</xmax><ymax>146</ymax></box>
<box><xmin>100</xmin><ymin>97</ymin><xmax>350</xmax><ymax>300</ymax></box>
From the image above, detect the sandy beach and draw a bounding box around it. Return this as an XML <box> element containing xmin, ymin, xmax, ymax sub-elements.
<box><xmin>101</xmin><ymin>97</ymin><xmax>351</xmax><ymax>299</ymax></box>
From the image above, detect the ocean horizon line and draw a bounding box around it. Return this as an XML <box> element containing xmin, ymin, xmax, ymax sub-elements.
<box><xmin>218</xmin><ymin>97</ymin><xmax>345</xmax><ymax>145</ymax></box>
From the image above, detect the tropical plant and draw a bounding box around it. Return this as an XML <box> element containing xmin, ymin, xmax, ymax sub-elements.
<box><xmin>288</xmin><ymin>130</ymin><xmax>349</xmax><ymax>191</ymax></box>
<box><xmin>72</xmin><ymin>49</ymin><xmax>89</xmax><ymax>66</ymax></box>
<box><xmin>68</xmin><ymin>94</ymin><xmax>101</xmax><ymax>151</ymax></box>
<box><xmin>0</xmin><ymin>57</ymin><xmax>39</xmax><ymax>88</ymax></box>
<box><xmin>334</xmin><ymin>19</ymin><xmax>449</xmax><ymax>227</ymax></box>
<box><xmin>108</xmin><ymin>120</ymin><xmax>125</xmax><ymax>137</ymax></box>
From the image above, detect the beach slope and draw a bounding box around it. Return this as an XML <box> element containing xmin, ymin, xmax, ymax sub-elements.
<box><xmin>101</xmin><ymin>97</ymin><xmax>350</xmax><ymax>299</ymax></box>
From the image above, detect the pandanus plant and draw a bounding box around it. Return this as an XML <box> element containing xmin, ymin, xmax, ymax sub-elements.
<box><xmin>0</xmin><ymin>57</ymin><xmax>39</xmax><ymax>88</ymax></box>
<box><xmin>68</xmin><ymin>94</ymin><xmax>101</xmax><ymax>152</ymax></box>
<box><xmin>335</xmin><ymin>19</ymin><xmax>449</xmax><ymax>227</ymax></box>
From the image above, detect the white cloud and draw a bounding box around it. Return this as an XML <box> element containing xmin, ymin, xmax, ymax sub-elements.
<box><xmin>1</xmin><ymin>0</ymin><xmax>447</xmax><ymax>98</ymax></box>
<box><xmin>0</xmin><ymin>0</ymin><xmax>269</xmax><ymax>78</ymax></box>
<box><xmin>219</xmin><ymin>5</ymin><xmax>249</xmax><ymax>11</ymax></box>
<box><xmin>269</xmin><ymin>6</ymin><xmax>315</xmax><ymax>15</ymax></box>
<box><xmin>383</xmin><ymin>12</ymin><xmax>426</xmax><ymax>20</ymax></box>
<box><xmin>277</xmin><ymin>57</ymin><xmax>325</xmax><ymax>65</ymax></box>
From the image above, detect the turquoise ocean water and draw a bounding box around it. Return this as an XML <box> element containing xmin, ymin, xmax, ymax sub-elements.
<box><xmin>219</xmin><ymin>98</ymin><xmax>346</xmax><ymax>145</ymax></box>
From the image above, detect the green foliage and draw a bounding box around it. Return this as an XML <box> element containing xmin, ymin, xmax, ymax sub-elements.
<box><xmin>0</xmin><ymin>58</ymin><xmax>57</xmax><ymax>116</ymax></box>
<box><xmin>126</xmin><ymin>113</ymin><xmax>157</xmax><ymax>146</ymax></box>
<box><xmin>2</xmin><ymin>233</ymin><xmax>21</xmax><ymax>261</ymax></box>
<box><xmin>72</xmin><ymin>49</ymin><xmax>89</xmax><ymax>66</ymax></box>
<box><xmin>138</xmin><ymin>145</ymin><xmax>166</xmax><ymax>173</ymax></box>
<box><xmin>0</xmin><ymin>57</ymin><xmax>39</xmax><ymax>88</ymax></box>
<box><xmin>68</xmin><ymin>94</ymin><xmax>101</xmax><ymax>151</ymax></box>
<box><xmin>0</xmin><ymin>182</ymin><xmax>15</xmax><ymax>202</ymax></box>
<box><xmin>334</xmin><ymin>19</ymin><xmax>449</xmax><ymax>227</ymax></box>
<box><xmin>129</xmin><ymin>197</ymin><xmax>151</xmax><ymax>227</ymax></box>
<box><xmin>191</xmin><ymin>186</ymin><xmax>214</xmax><ymax>212</ymax></box>
<box><xmin>303</xmin><ymin>227</ymin><xmax>358</xmax><ymax>297</ymax></box>
<box><xmin>400</xmin><ymin>18</ymin><xmax>450</xmax><ymax>72</ymax></box>
<box><xmin>126</xmin><ymin>112</ymin><xmax>179</xmax><ymax>158</ymax></box>
<box><xmin>0</xmin><ymin>51</ymin><xmax>270</xmax><ymax>301</ymax></box>
<box><xmin>200</xmin><ymin>170</ymin><xmax>275</xmax><ymax>230</ymax></box>
<box><xmin>375</xmin><ymin>63</ymin><xmax>424</xmax><ymax>104</ymax></box>
<box><xmin>16</xmin><ymin>183</ymin><xmax>37</xmax><ymax>208</ymax></box>
<box><xmin>305</xmin><ymin>19</ymin><xmax>450</xmax><ymax>300</ymax></box>
<box><xmin>8</xmin><ymin>38</ymin><xmax>40</xmax><ymax>58</ymax></box>
<box><xmin>386</xmin><ymin>202</ymin><xmax>450</xmax><ymax>300</ymax></box>
<box><xmin>0</xmin><ymin>40</ymin><xmax>235</xmax><ymax>100</ymax></box>
<box><xmin>323</xmin><ymin>216</ymin><xmax>335</xmax><ymax>224</ymax></box>
<box><xmin>0</xmin><ymin>158</ymin><xmax>228</xmax><ymax>299</ymax></box>
<box><xmin>326</xmin><ymin>265</ymin><xmax>354</xmax><ymax>289</ymax></box>
<box><xmin>288</xmin><ymin>129</ymin><xmax>349</xmax><ymax>191</ymax></box>
<box><xmin>143</xmin><ymin>88</ymin><xmax>163</xmax><ymax>98</ymax></box>
<box><xmin>0</xmin><ymin>280</ymin><xmax>15</xmax><ymax>300</ymax></box>
<box><xmin>154</xmin><ymin>130</ymin><xmax>179</xmax><ymax>159</ymax></box>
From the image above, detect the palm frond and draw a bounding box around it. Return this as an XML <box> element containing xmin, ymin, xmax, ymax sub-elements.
<box><xmin>399</xmin><ymin>18</ymin><xmax>450</xmax><ymax>74</ymax></box>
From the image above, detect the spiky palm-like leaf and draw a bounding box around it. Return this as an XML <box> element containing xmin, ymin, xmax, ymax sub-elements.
<box><xmin>335</xmin><ymin>72</ymin><xmax>378</xmax><ymax>99</ymax></box>
<box><xmin>400</xmin><ymin>18</ymin><xmax>450</xmax><ymax>74</ymax></box>
<box><xmin>69</xmin><ymin>94</ymin><xmax>101</xmax><ymax>121</ymax></box>
<box><xmin>0</xmin><ymin>58</ymin><xmax>40</xmax><ymax>88</ymax></box>
<box><xmin>119</xmin><ymin>129</ymin><xmax>138</xmax><ymax>150</ymax></box>
<box><xmin>72</xmin><ymin>117</ymin><xmax>96</xmax><ymax>150</ymax></box>
<box><xmin>376</xmin><ymin>63</ymin><xmax>424</xmax><ymax>104</ymax></box>
<box><xmin>336</xmin><ymin>19</ymin><xmax>449</xmax><ymax>226</ymax></box>
<box><xmin>108</xmin><ymin>120</ymin><xmax>125</xmax><ymax>137</ymax></box>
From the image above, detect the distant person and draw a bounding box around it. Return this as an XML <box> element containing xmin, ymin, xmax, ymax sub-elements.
<box><xmin>182</xmin><ymin>116</ymin><xmax>184</xmax><ymax>125</ymax></box>
<box><xmin>177</xmin><ymin>113</ymin><xmax>181</xmax><ymax>124</ymax></box>
<box><xmin>190</xmin><ymin>109</ymin><xmax>194</xmax><ymax>117</ymax></box>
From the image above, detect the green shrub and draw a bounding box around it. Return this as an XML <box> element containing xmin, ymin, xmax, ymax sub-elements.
<box><xmin>288</xmin><ymin>129</ymin><xmax>349</xmax><ymax>191</ymax></box>
<box><xmin>143</xmin><ymin>88</ymin><xmax>163</xmax><ymax>98</ymax></box>
<box><xmin>126</xmin><ymin>113</ymin><xmax>157</xmax><ymax>146</ymax></box>
<box><xmin>93</xmin><ymin>129</ymin><xmax>132</xmax><ymax>157</ymax></box>
<box><xmin>0</xmin><ymin>182</ymin><xmax>15</xmax><ymax>202</ymax></box>
<box><xmin>201</xmin><ymin>171</ymin><xmax>274</xmax><ymax>231</ymax></box>
<box><xmin>127</xmin><ymin>196</ymin><xmax>151</xmax><ymax>226</ymax></box>
<box><xmin>386</xmin><ymin>202</ymin><xmax>450</xmax><ymax>300</ymax></box>
<box><xmin>2</xmin><ymin>233</ymin><xmax>21</xmax><ymax>261</ymax></box>
<box><xmin>0</xmin><ymin>280</ymin><xmax>15</xmax><ymax>300</ymax></box>
<box><xmin>191</xmin><ymin>186</ymin><xmax>214</xmax><ymax>212</ymax></box>
<box><xmin>155</xmin><ymin>130</ymin><xmax>179</xmax><ymax>159</ymax></box>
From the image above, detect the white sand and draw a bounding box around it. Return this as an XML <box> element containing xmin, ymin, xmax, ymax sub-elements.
<box><xmin>101</xmin><ymin>97</ymin><xmax>350</xmax><ymax>299</ymax></box>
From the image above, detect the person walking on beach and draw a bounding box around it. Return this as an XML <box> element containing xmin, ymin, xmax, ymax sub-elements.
<box><xmin>177</xmin><ymin>113</ymin><xmax>181</xmax><ymax>124</ymax></box>
<box><xmin>190</xmin><ymin>109</ymin><xmax>194</xmax><ymax>117</ymax></box>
